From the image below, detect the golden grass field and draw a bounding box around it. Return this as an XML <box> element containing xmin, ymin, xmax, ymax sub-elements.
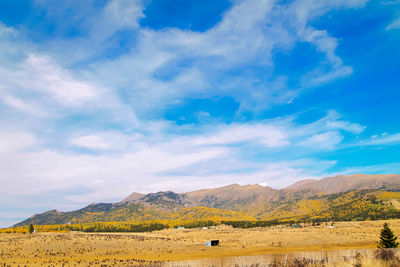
<box><xmin>2</xmin><ymin>219</ymin><xmax>400</xmax><ymax>266</ymax></box>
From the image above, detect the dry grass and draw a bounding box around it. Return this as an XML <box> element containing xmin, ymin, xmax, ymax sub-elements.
<box><xmin>169</xmin><ymin>249</ymin><xmax>400</xmax><ymax>266</ymax></box>
<box><xmin>1</xmin><ymin>219</ymin><xmax>400</xmax><ymax>266</ymax></box>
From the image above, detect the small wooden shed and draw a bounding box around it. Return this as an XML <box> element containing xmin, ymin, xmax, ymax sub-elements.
<box><xmin>205</xmin><ymin>240</ymin><xmax>219</xmax><ymax>247</ymax></box>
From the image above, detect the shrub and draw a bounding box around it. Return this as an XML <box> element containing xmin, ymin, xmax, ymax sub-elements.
<box><xmin>375</xmin><ymin>249</ymin><xmax>397</xmax><ymax>262</ymax></box>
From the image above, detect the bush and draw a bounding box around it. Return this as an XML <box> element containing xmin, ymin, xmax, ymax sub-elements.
<box><xmin>375</xmin><ymin>249</ymin><xmax>397</xmax><ymax>262</ymax></box>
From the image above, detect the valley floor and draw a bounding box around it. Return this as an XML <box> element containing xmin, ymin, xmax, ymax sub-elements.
<box><xmin>1</xmin><ymin>219</ymin><xmax>400</xmax><ymax>266</ymax></box>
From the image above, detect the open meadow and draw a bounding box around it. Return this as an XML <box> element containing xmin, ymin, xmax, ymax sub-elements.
<box><xmin>2</xmin><ymin>219</ymin><xmax>400</xmax><ymax>266</ymax></box>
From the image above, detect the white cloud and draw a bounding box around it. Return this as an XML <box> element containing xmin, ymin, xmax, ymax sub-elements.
<box><xmin>0</xmin><ymin>111</ymin><xmax>365</xmax><ymax>200</ymax></box>
<box><xmin>88</xmin><ymin>0</ymin><xmax>145</xmax><ymax>42</ymax></box>
<box><xmin>0</xmin><ymin>49</ymin><xmax>139</xmax><ymax>126</ymax></box>
<box><xmin>0</xmin><ymin>0</ymin><xmax>368</xmax><ymax>120</ymax></box>
<box><xmin>32</xmin><ymin>0</ymin><xmax>145</xmax><ymax>65</ymax></box>
<box><xmin>69</xmin><ymin>132</ymin><xmax>143</xmax><ymax>150</ymax></box>
<box><xmin>362</xmin><ymin>132</ymin><xmax>400</xmax><ymax>146</ymax></box>
<box><xmin>325</xmin><ymin>118</ymin><xmax>365</xmax><ymax>134</ymax></box>
<box><xmin>0</xmin><ymin>131</ymin><xmax>36</xmax><ymax>152</ymax></box>
<box><xmin>0</xmin><ymin>23</ymin><xmax>26</xmax><ymax>65</ymax></box>
<box><xmin>305</xmin><ymin>66</ymin><xmax>353</xmax><ymax>87</ymax></box>
<box><xmin>0</xmin><ymin>54</ymin><xmax>100</xmax><ymax>106</ymax></box>
<box><xmin>386</xmin><ymin>18</ymin><xmax>400</xmax><ymax>31</ymax></box>
<box><xmin>1</xmin><ymin>94</ymin><xmax>31</xmax><ymax>111</ymax></box>
<box><xmin>193</xmin><ymin>124</ymin><xmax>289</xmax><ymax>148</ymax></box>
<box><xmin>70</xmin><ymin>135</ymin><xmax>111</xmax><ymax>150</ymax></box>
<box><xmin>0</xmin><ymin>93</ymin><xmax>47</xmax><ymax>117</ymax></box>
<box><xmin>284</xmin><ymin>0</ymin><xmax>367</xmax><ymax>87</ymax></box>
<box><xmin>298</xmin><ymin>131</ymin><xmax>344</xmax><ymax>150</ymax></box>
<box><xmin>21</xmin><ymin>54</ymin><xmax>97</xmax><ymax>103</ymax></box>
<box><xmin>0</xmin><ymin>0</ymin><xmax>370</xmax><ymax>119</ymax></box>
<box><xmin>77</xmin><ymin>0</ymin><xmax>368</xmax><ymax>115</ymax></box>
<box><xmin>0</xmin><ymin>135</ymin><xmax>229</xmax><ymax>199</ymax></box>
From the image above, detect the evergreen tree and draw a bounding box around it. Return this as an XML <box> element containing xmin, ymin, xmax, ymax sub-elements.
<box><xmin>29</xmin><ymin>224</ymin><xmax>35</xmax><ymax>234</ymax></box>
<box><xmin>378</xmin><ymin>223</ymin><xmax>399</xmax><ymax>248</ymax></box>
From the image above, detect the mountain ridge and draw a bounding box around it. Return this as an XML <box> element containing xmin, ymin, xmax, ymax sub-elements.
<box><xmin>284</xmin><ymin>174</ymin><xmax>400</xmax><ymax>193</ymax></box>
<box><xmin>14</xmin><ymin>174</ymin><xmax>400</xmax><ymax>227</ymax></box>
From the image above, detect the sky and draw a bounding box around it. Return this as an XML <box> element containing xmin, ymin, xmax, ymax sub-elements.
<box><xmin>0</xmin><ymin>0</ymin><xmax>399</xmax><ymax>227</ymax></box>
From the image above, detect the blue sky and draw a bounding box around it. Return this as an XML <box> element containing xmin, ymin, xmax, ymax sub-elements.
<box><xmin>0</xmin><ymin>0</ymin><xmax>399</xmax><ymax>227</ymax></box>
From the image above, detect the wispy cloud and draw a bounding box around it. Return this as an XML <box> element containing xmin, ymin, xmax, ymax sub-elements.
<box><xmin>7</xmin><ymin>54</ymin><xmax>97</xmax><ymax>104</ymax></box>
<box><xmin>387</xmin><ymin>18</ymin><xmax>400</xmax><ymax>31</ymax></box>
<box><xmin>298</xmin><ymin>131</ymin><xmax>344</xmax><ymax>150</ymax></box>
<box><xmin>22</xmin><ymin>0</ymin><xmax>367</xmax><ymax>116</ymax></box>
<box><xmin>0</xmin><ymin>0</ymin><xmax>368</xmax><ymax>122</ymax></box>
<box><xmin>70</xmin><ymin>135</ymin><xmax>112</xmax><ymax>150</ymax></box>
<box><xmin>192</xmin><ymin>124</ymin><xmax>290</xmax><ymax>148</ymax></box>
<box><xmin>0</xmin><ymin>111</ymin><xmax>366</xmax><ymax>206</ymax></box>
<box><xmin>361</xmin><ymin>132</ymin><xmax>400</xmax><ymax>146</ymax></box>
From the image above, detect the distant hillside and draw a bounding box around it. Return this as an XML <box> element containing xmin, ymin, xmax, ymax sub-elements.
<box><xmin>285</xmin><ymin>174</ymin><xmax>400</xmax><ymax>193</ymax></box>
<box><xmin>14</xmin><ymin>202</ymin><xmax>255</xmax><ymax>227</ymax></box>
<box><xmin>14</xmin><ymin>174</ymin><xmax>400</xmax><ymax>227</ymax></box>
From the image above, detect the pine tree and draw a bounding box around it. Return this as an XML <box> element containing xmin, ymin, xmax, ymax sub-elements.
<box><xmin>29</xmin><ymin>224</ymin><xmax>35</xmax><ymax>234</ymax></box>
<box><xmin>378</xmin><ymin>223</ymin><xmax>399</xmax><ymax>248</ymax></box>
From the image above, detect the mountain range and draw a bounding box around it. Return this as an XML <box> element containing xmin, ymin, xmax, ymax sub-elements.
<box><xmin>14</xmin><ymin>174</ymin><xmax>400</xmax><ymax>227</ymax></box>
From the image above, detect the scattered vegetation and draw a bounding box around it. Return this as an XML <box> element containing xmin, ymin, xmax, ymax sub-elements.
<box><xmin>1</xmin><ymin>220</ymin><xmax>224</xmax><ymax>234</ymax></box>
<box><xmin>221</xmin><ymin>220</ymin><xmax>290</xmax><ymax>228</ymax></box>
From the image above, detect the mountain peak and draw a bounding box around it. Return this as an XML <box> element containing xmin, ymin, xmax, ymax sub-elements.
<box><xmin>285</xmin><ymin>179</ymin><xmax>318</xmax><ymax>190</ymax></box>
<box><xmin>120</xmin><ymin>192</ymin><xmax>145</xmax><ymax>203</ymax></box>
